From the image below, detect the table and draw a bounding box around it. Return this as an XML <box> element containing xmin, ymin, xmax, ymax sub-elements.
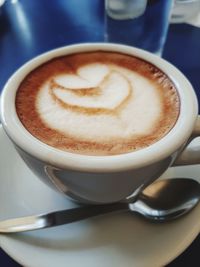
<box><xmin>0</xmin><ymin>1</ymin><xmax>199</xmax><ymax>266</ymax></box>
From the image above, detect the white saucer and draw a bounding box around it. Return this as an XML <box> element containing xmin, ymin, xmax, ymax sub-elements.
<box><xmin>0</xmin><ymin>126</ymin><xmax>200</xmax><ymax>267</ymax></box>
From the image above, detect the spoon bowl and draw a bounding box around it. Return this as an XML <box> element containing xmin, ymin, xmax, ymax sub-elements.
<box><xmin>0</xmin><ymin>178</ymin><xmax>200</xmax><ymax>233</ymax></box>
<box><xmin>129</xmin><ymin>178</ymin><xmax>200</xmax><ymax>221</ymax></box>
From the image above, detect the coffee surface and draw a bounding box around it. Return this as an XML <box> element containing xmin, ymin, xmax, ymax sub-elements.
<box><xmin>16</xmin><ymin>51</ymin><xmax>180</xmax><ymax>155</ymax></box>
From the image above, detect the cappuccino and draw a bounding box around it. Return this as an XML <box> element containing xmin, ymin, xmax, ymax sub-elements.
<box><xmin>16</xmin><ymin>51</ymin><xmax>180</xmax><ymax>155</ymax></box>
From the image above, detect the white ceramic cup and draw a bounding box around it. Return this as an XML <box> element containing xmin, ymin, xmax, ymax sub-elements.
<box><xmin>1</xmin><ymin>43</ymin><xmax>200</xmax><ymax>204</ymax></box>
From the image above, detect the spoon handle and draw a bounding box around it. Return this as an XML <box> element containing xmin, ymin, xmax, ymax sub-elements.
<box><xmin>0</xmin><ymin>203</ymin><xmax>128</xmax><ymax>233</ymax></box>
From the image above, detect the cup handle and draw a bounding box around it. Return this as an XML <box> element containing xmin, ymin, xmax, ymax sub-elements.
<box><xmin>173</xmin><ymin>115</ymin><xmax>200</xmax><ymax>166</ymax></box>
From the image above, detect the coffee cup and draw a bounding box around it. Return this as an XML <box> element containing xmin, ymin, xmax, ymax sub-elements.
<box><xmin>1</xmin><ymin>43</ymin><xmax>200</xmax><ymax>204</ymax></box>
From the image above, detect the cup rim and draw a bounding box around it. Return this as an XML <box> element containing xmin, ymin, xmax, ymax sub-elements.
<box><xmin>0</xmin><ymin>43</ymin><xmax>198</xmax><ymax>172</ymax></box>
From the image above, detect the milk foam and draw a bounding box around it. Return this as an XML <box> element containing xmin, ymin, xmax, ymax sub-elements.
<box><xmin>36</xmin><ymin>63</ymin><xmax>162</xmax><ymax>142</ymax></box>
<box><xmin>16</xmin><ymin>51</ymin><xmax>180</xmax><ymax>155</ymax></box>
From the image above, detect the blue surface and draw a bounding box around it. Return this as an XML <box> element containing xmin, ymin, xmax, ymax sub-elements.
<box><xmin>163</xmin><ymin>23</ymin><xmax>200</xmax><ymax>102</ymax></box>
<box><xmin>0</xmin><ymin>0</ymin><xmax>104</xmax><ymax>90</ymax></box>
<box><xmin>0</xmin><ymin>0</ymin><xmax>200</xmax><ymax>266</ymax></box>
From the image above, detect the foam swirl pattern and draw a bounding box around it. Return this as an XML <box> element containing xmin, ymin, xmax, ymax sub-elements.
<box><xmin>16</xmin><ymin>52</ymin><xmax>180</xmax><ymax>155</ymax></box>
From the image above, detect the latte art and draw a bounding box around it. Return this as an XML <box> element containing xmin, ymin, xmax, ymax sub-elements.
<box><xmin>49</xmin><ymin>65</ymin><xmax>132</xmax><ymax>115</ymax></box>
<box><xmin>16</xmin><ymin>52</ymin><xmax>180</xmax><ymax>155</ymax></box>
<box><xmin>36</xmin><ymin>63</ymin><xmax>162</xmax><ymax>142</ymax></box>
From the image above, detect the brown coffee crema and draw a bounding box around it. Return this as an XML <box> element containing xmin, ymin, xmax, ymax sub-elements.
<box><xmin>16</xmin><ymin>51</ymin><xmax>180</xmax><ymax>155</ymax></box>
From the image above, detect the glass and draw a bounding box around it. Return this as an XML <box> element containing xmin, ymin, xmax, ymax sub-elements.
<box><xmin>105</xmin><ymin>0</ymin><xmax>173</xmax><ymax>56</ymax></box>
<box><xmin>171</xmin><ymin>0</ymin><xmax>200</xmax><ymax>23</ymax></box>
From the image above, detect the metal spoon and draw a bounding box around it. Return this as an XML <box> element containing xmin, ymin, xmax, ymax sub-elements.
<box><xmin>0</xmin><ymin>178</ymin><xmax>200</xmax><ymax>233</ymax></box>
